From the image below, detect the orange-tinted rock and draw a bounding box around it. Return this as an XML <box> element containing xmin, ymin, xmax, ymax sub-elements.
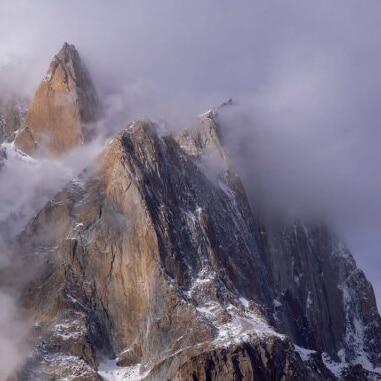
<box><xmin>15</xmin><ymin>43</ymin><xmax>100</xmax><ymax>156</ymax></box>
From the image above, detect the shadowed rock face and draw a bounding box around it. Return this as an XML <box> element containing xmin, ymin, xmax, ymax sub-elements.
<box><xmin>14</xmin><ymin>43</ymin><xmax>100</xmax><ymax>156</ymax></box>
<box><xmin>262</xmin><ymin>221</ymin><xmax>381</xmax><ymax>367</ymax></box>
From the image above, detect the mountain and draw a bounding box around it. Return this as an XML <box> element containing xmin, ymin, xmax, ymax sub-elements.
<box><xmin>2</xmin><ymin>44</ymin><xmax>380</xmax><ymax>380</ymax></box>
<box><xmin>14</xmin><ymin>43</ymin><xmax>100</xmax><ymax>156</ymax></box>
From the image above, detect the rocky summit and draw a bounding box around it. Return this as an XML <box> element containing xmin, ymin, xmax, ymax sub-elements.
<box><xmin>14</xmin><ymin>43</ymin><xmax>100</xmax><ymax>157</ymax></box>
<box><xmin>1</xmin><ymin>44</ymin><xmax>381</xmax><ymax>381</ymax></box>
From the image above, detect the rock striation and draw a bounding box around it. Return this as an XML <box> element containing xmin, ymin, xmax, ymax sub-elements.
<box><xmin>14</xmin><ymin>43</ymin><xmax>100</xmax><ymax>156</ymax></box>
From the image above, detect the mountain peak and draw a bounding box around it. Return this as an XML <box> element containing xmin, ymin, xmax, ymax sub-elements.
<box><xmin>58</xmin><ymin>41</ymin><xmax>77</xmax><ymax>56</ymax></box>
<box><xmin>14</xmin><ymin>43</ymin><xmax>100</xmax><ymax>156</ymax></box>
<box><xmin>44</xmin><ymin>42</ymin><xmax>86</xmax><ymax>89</ymax></box>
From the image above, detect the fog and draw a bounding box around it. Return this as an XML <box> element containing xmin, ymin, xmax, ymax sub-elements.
<box><xmin>0</xmin><ymin>1</ymin><xmax>380</xmax><ymax>364</ymax></box>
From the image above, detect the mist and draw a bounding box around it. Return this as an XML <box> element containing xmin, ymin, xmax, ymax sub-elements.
<box><xmin>0</xmin><ymin>292</ymin><xmax>29</xmax><ymax>379</ymax></box>
<box><xmin>0</xmin><ymin>0</ymin><xmax>380</xmax><ymax>310</ymax></box>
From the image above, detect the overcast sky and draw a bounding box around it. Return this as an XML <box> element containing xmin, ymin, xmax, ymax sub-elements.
<box><xmin>0</xmin><ymin>0</ymin><xmax>380</xmax><ymax>307</ymax></box>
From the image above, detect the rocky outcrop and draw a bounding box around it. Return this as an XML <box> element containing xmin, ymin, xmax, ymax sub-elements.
<box><xmin>14</xmin><ymin>43</ymin><xmax>100</xmax><ymax>156</ymax></box>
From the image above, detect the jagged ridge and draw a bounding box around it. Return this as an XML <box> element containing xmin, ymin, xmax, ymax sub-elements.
<box><xmin>14</xmin><ymin>43</ymin><xmax>100</xmax><ymax>156</ymax></box>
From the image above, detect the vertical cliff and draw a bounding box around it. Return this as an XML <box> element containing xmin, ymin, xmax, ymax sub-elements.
<box><xmin>14</xmin><ymin>43</ymin><xmax>100</xmax><ymax>156</ymax></box>
<box><xmin>262</xmin><ymin>221</ymin><xmax>381</xmax><ymax>371</ymax></box>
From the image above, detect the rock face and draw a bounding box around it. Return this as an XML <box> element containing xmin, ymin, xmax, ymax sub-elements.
<box><xmin>5</xmin><ymin>111</ymin><xmax>380</xmax><ymax>380</ymax></box>
<box><xmin>2</xmin><ymin>47</ymin><xmax>380</xmax><ymax>380</ymax></box>
<box><xmin>14</xmin><ymin>43</ymin><xmax>100</xmax><ymax>156</ymax></box>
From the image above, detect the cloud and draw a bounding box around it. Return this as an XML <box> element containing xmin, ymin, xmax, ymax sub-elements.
<box><xmin>0</xmin><ymin>292</ymin><xmax>29</xmax><ymax>380</ymax></box>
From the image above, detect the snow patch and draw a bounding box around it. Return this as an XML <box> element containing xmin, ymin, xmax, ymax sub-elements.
<box><xmin>185</xmin><ymin>266</ymin><xmax>216</xmax><ymax>299</ymax></box>
<box><xmin>294</xmin><ymin>345</ymin><xmax>316</xmax><ymax>362</ymax></box>
<box><xmin>216</xmin><ymin>303</ymin><xmax>283</xmax><ymax>344</ymax></box>
<box><xmin>98</xmin><ymin>359</ymin><xmax>144</xmax><ymax>381</ymax></box>
<box><xmin>1</xmin><ymin>141</ymin><xmax>36</xmax><ymax>163</ymax></box>
<box><xmin>54</xmin><ymin>321</ymin><xmax>83</xmax><ymax>341</ymax></box>
<box><xmin>322</xmin><ymin>353</ymin><xmax>346</xmax><ymax>378</ymax></box>
<box><xmin>196</xmin><ymin>297</ymin><xmax>284</xmax><ymax>349</ymax></box>
<box><xmin>43</xmin><ymin>353</ymin><xmax>94</xmax><ymax>380</ymax></box>
<box><xmin>196</xmin><ymin>301</ymin><xmax>221</xmax><ymax>317</ymax></box>
<box><xmin>239</xmin><ymin>297</ymin><xmax>250</xmax><ymax>308</ymax></box>
<box><xmin>341</xmin><ymin>284</ymin><xmax>376</xmax><ymax>370</ymax></box>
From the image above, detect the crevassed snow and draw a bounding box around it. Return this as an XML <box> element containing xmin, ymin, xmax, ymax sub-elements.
<box><xmin>98</xmin><ymin>359</ymin><xmax>144</xmax><ymax>381</ymax></box>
